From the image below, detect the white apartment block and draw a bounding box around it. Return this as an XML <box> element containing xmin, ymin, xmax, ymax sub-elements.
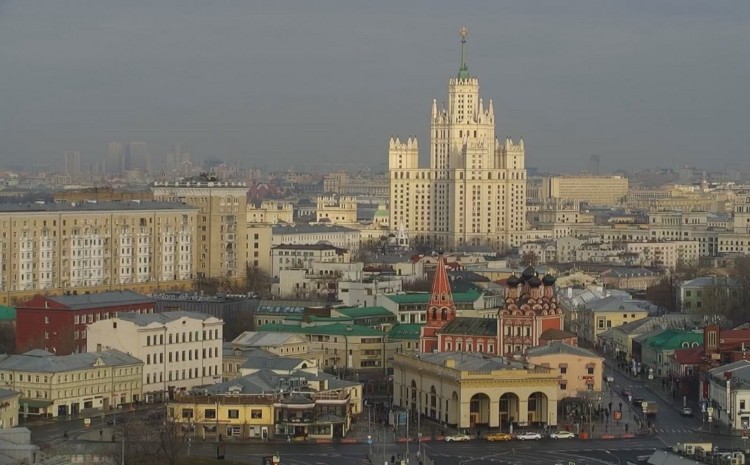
<box><xmin>0</xmin><ymin>202</ymin><xmax>197</xmax><ymax>295</ymax></box>
<box><xmin>271</xmin><ymin>224</ymin><xmax>360</xmax><ymax>253</ymax></box>
<box><xmin>388</xmin><ymin>31</ymin><xmax>526</xmax><ymax>252</ymax></box>
<box><xmin>625</xmin><ymin>240</ymin><xmax>699</xmax><ymax>269</ymax></box>
<box><xmin>275</xmin><ymin>261</ymin><xmax>364</xmax><ymax>299</ymax></box>
<box><xmin>271</xmin><ymin>244</ymin><xmax>351</xmax><ymax>278</ymax></box>
<box><xmin>0</xmin><ymin>349</ymin><xmax>143</xmax><ymax>417</ymax></box>
<box><xmin>87</xmin><ymin>311</ymin><xmax>223</xmax><ymax>402</ymax></box>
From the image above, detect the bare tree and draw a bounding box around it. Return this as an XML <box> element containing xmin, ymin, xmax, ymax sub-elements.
<box><xmin>520</xmin><ymin>250</ymin><xmax>540</xmax><ymax>267</ymax></box>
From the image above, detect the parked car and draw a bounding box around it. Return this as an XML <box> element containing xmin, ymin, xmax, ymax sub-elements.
<box><xmin>445</xmin><ymin>433</ymin><xmax>471</xmax><ymax>442</ymax></box>
<box><xmin>516</xmin><ymin>432</ymin><xmax>542</xmax><ymax>440</ymax></box>
<box><xmin>549</xmin><ymin>431</ymin><xmax>575</xmax><ymax>439</ymax></box>
<box><xmin>680</xmin><ymin>406</ymin><xmax>694</xmax><ymax>417</ymax></box>
<box><xmin>621</xmin><ymin>389</ymin><xmax>633</xmax><ymax>397</ymax></box>
<box><xmin>485</xmin><ymin>432</ymin><xmax>513</xmax><ymax>442</ymax></box>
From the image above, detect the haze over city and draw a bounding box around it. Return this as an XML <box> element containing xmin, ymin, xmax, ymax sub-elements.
<box><xmin>2</xmin><ymin>0</ymin><xmax>749</xmax><ymax>173</ymax></box>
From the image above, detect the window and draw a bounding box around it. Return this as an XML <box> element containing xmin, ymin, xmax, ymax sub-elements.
<box><xmin>560</xmin><ymin>366</ymin><xmax>567</xmax><ymax>374</ymax></box>
<box><xmin>587</xmin><ymin>367</ymin><xmax>595</xmax><ymax>375</ymax></box>
<box><xmin>228</xmin><ymin>409</ymin><xmax>239</xmax><ymax>419</ymax></box>
<box><xmin>205</xmin><ymin>409</ymin><xmax>216</xmax><ymax>419</ymax></box>
<box><xmin>560</xmin><ymin>383</ymin><xmax>567</xmax><ymax>390</ymax></box>
<box><xmin>182</xmin><ymin>408</ymin><xmax>194</xmax><ymax>419</ymax></box>
<box><xmin>251</xmin><ymin>409</ymin><xmax>263</xmax><ymax>419</ymax></box>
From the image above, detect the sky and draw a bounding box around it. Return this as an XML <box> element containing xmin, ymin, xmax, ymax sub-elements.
<box><xmin>1</xmin><ymin>0</ymin><xmax>749</xmax><ymax>174</ymax></box>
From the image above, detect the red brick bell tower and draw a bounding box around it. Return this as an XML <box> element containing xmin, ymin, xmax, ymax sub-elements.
<box><xmin>420</xmin><ymin>256</ymin><xmax>456</xmax><ymax>353</ymax></box>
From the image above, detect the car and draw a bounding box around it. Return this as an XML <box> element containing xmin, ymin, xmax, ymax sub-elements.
<box><xmin>549</xmin><ymin>431</ymin><xmax>575</xmax><ymax>439</ymax></box>
<box><xmin>680</xmin><ymin>406</ymin><xmax>694</xmax><ymax>417</ymax></box>
<box><xmin>516</xmin><ymin>432</ymin><xmax>542</xmax><ymax>440</ymax></box>
<box><xmin>485</xmin><ymin>432</ymin><xmax>513</xmax><ymax>442</ymax></box>
<box><xmin>444</xmin><ymin>433</ymin><xmax>471</xmax><ymax>442</ymax></box>
<box><xmin>621</xmin><ymin>389</ymin><xmax>633</xmax><ymax>397</ymax></box>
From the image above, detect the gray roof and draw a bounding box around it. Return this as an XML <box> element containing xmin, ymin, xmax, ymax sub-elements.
<box><xmin>586</xmin><ymin>296</ymin><xmax>657</xmax><ymax>313</ymax></box>
<box><xmin>614</xmin><ymin>314</ymin><xmax>704</xmax><ymax>335</ymax></box>
<box><xmin>681</xmin><ymin>276</ymin><xmax>741</xmax><ymax>289</ymax></box>
<box><xmin>0</xmin><ymin>201</ymin><xmax>197</xmax><ymax>213</ymax></box>
<box><xmin>647</xmin><ymin>450</ymin><xmax>707</xmax><ymax>465</ymax></box>
<box><xmin>526</xmin><ymin>341</ymin><xmax>599</xmax><ymax>359</ymax></box>
<box><xmin>414</xmin><ymin>351</ymin><xmax>525</xmax><ymax>372</ymax></box>
<box><xmin>41</xmin><ymin>291</ymin><xmax>153</xmax><ymax>310</ymax></box>
<box><xmin>256</xmin><ymin>300</ymin><xmax>331</xmax><ymax>315</ymax></box>
<box><xmin>0</xmin><ymin>389</ymin><xmax>20</xmax><ymax>400</ymax></box>
<box><xmin>440</xmin><ymin>317</ymin><xmax>497</xmax><ymax>337</ymax></box>
<box><xmin>116</xmin><ymin>310</ymin><xmax>215</xmax><ymax>326</ymax></box>
<box><xmin>0</xmin><ymin>349</ymin><xmax>141</xmax><ymax>373</ymax></box>
<box><xmin>205</xmin><ymin>366</ymin><xmax>357</xmax><ymax>395</ymax></box>
<box><xmin>273</xmin><ymin>243</ymin><xmax>346</xmax><ymax>251</ymax></box>
<box><xmin>232</xmin><ymin>331</ymin><xmax>303</xmax><ymax>347</ymax></box>
<box><xmin>601</xmin><ymin>267</ymin><xmax>656</xmax><ymax>278</ymax></box>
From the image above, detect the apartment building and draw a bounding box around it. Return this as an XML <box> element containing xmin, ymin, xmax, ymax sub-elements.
<box><xmin>0</xmin><ymin>389</ymin><xmax>20</xmax><ymax>428</ymax></box>
<box><xmin>271</xmin><ymin>224</ymin><xmax>360</xmax><ymax>254</ymax></box>
<box><xmin>15</xmin><ymin>291</ymin><xmax>156</xmax><ymax>355</ymax></box>
<box><xmin>0</xmin><ymin>349</ymin><xmax>142</xmax><ymax>417</ymax></box>
<box><xmin>525</xmin><ymin>342</ymin><xmax>603</xmax><ymax>397</ymax></box>
<box><xmin>541</xmin><ymin>175</ymin><xmax>629</xmax><ymax>206</ymax></box>
<box><xmin>0</xmin><ymin>202</ymin><xmax>198</xmax><ymax>304</ymax></box>
<box><xmin>270</xmin><ymin>244</ymin><xmax>350</xmax><ymax>278</ymax></box>
<box><xmin>87</xmin><ymin>311</ymin><xmax>223</xmax><ymax>401</ymax></box>
<box><xmin>152</xmin><ymin>175</ymin><xmax>248</xmax><ymax>279</ymax></box>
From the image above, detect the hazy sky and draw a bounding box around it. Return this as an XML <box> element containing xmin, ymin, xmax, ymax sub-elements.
<box><xmin>1</xmin><ymin>1</ymin><xmax>749</xmax><ymax>174</ymax></box>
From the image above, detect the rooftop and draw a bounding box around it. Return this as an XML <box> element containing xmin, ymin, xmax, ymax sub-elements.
<box><xmin>388</xmin><ymin>324</ymin><xmax>422</xmax><ymax>340</ymax></box>
<box><xmin>22</xmin><ymin>291</ymin><xmax>153</xmax><ymax>310</ymax></box>
<box><xmin>115</xmin><ymin>310</ymin><xmax>217</xmax><ymax>326</ymax></box>
<box><xmin>0</xmin><ymin>305</ymin><xmax>15</xmax><ymax>321</ymax></box>
<box><xmin>526</xmin><ymin>341</ymin><xmax>599</xmax><ymax>358</ymax></box>
<box><xmin>232</xmin><ymin>331</ymin><xmax>306</xmax><ymax>347</ymax></box>
<box><xmin>273</xmin><ymin>243</ymin><xmax>348</xmax><ymax>252</ymax></box>
<box><xmin>258</xmin><ymin>322</ymin><xmax>385</xmax><ymax>337</ymax></box>
<box><xmin>0</xmin><ymin>201</ymin><xmax>197</xmax><ymax>213</ymax></box>
<box><xmin>384</xmin><ymin>289</ymin><xmax>482</xmax><ymax>305</ymax></box>
<box><xmin>0</xmin><ymin>349</ymin><xmax>141</xmax><ymax>373</ymax></box>
<box><xmin>440</xmin><ymin>317</ymin><xmax>496</xmax><ymax>337</ymax></box>
<box><xmin>272</xmin><ymin>224</ymin><xmax>358</xmax><ymax>234</ymax></box>
<box><xmin>408</xmin><ymin>351</ymin><xmax>526</xmax><ymax>372</ymax></box>
<box><xmin>335</xmin><ymin>306</ymin><xmax>394</xmax><ymax>318</ymax></box>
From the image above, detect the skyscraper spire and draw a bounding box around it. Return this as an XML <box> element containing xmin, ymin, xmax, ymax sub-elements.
<box><xmin>458</xmin><ymin>26</ymin><xmax>469</xmax><ymax>79</ymax></box>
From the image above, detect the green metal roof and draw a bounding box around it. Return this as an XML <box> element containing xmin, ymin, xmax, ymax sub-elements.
<box><xmin>283</xmin><ymin>315</ymin><xmax>353</xmax><ymax>323</ymax></box>
<box><xmin>0</xmin><ymin>305</ymin><xmax>15</xmax><ymax>321</ymax></box>
<box><xmin>258</xmin><ymin>323</ymin><xmax>386</xmax><ymax>337</ymax></box>
<box><xmin>388</xmin><ymin>324</ymin><xmax>422</xmax><ymax>340</ymax></box>
<box><xmin>336</xmin><ymin>306</ymin><xmax>394</xmax><ymax>318</ymax></box>
<box><xmin>384</xmin><ymin>289</ymin><xmax>481</xmax><ymax>305</ymax></box>
<box><xmin>645</xmin><ymin>329</ymin><xmax>704</xmax><ymax>350</ymax></box>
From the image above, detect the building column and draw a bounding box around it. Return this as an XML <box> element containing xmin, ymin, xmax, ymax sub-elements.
<box><xmin>459</xmin><ymin>401</ymin><xmax>471</xmax><ymax>429</ymax></box>
<box><xmin>518</xmin><ymin>400</ymin><xmax>529</xmax><ymax>427</ymax></box>
<box><xmin>547</xmin><ymin>397</ymin><xmax>558</xmax><ymax>427</ymax></box>
<box><xmin>489</xmin><ymin>399</ymin><xmax>500</xmax><ymax>428</ymax></box>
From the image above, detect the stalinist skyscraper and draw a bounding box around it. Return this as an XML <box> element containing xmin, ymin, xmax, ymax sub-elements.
<box><xmin>388</xmin><ymin>28</ymin><xmax>527</xmax><ymax>251</ymax></box>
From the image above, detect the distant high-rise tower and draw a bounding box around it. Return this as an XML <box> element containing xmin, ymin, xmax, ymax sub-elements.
<box><xmin>590</xmin><ymin>155</ymin><xmax>601</xmax><ymax>176</ymax></box>
<box><xmin>388</xmin><ymin>28</ymin><xmax>527</xmax><ymax>251</ymax></box>
<box><xmin>126</xmin><ymin>142</ymin><xmax>150</xmax><ymax>172</ymax></box>
<box><xmin>64</xmin><ymin>151</ymin><xmax>81</xmax><ymax>176</ymax></box>
<box><xmin>106</xmin><ymin>142</ymin><xmax>124</xmax><ymax>175</ymax></box>
<box><xmin>166</xmin><ymin>144</ymin><xmax>191</xmax><ymax>174</ymax></box>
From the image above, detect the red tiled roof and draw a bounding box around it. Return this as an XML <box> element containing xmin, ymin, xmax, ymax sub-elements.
<box><xmin>427</xmin><ymin>256</ymin><xmax>455</xmax><ymax>311</ymax></box>
<box><xmin>671</xmin><ymin>347</ymin><xmax>703</xmax><ymax>365</ymax></box>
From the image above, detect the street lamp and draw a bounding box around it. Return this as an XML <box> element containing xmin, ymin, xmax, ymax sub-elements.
<box><xmin>604</xmin><ymin>450</ymin><xmax>621</xmax><ymax>465</ymax></box>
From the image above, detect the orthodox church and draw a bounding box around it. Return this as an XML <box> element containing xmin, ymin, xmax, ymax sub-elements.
<box><xmin>420</xmin><ymin>256</ymin><xmax>568</xmax><ymax>356</ymax></box>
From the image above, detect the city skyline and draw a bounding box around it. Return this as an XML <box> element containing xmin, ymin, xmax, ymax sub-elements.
<box><xmin>1</xmin><ymin>1</ymin><xmax>749</xmax><ymax>173</ymax></box>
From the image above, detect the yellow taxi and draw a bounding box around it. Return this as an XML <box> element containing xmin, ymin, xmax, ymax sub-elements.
<box><xmin>485</xmin><ymin>432</ymin><xmax>513</xmax><ymax>442</ymax></box>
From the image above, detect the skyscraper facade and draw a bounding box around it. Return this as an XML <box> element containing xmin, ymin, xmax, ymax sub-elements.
<box><xmin>388</xmin><ymin>29</ymin><xmax>527</xmax><ymax>251</ymax></box>
<box><xmin>64</xmin><ymin>151</ymin><xmax>81</xmax><ymax>176</ymax></box>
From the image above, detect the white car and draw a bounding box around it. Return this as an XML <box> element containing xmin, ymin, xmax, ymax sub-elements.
<box><xmin>549</xmin><ymin>431</ymin><xmax>575</xmax><ymax>439</ymax></box>
<box><xmin>444</xmin><ymin>433</ymin><xmax>471</xmax><ymax>442</ymax></box>
<box><xmin>516</xmin><ymin>432</ymin><xmax>542</xmax><ymax>440</ymax></box>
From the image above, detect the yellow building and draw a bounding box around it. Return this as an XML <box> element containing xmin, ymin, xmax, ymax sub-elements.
<box><xmin>168</xmin><ymin>394</ymin><xmax>275</xmax><ymax>440</ymax></box>
<box><xmin>525</xmin><ymin>342</ymin><xmax>603</xmax><ymax>398</ymax></box>
<box><xmin>152</xmin><ymin>175</ymin><xmax>248</xmax><ymax>280</ymax></box>
<box><xmin>578</xmin><ymin>297</ymin><xmax>651</xmax><ymax>344</ymax></box>
<box><xmin>247</xmin><ymin>200</ymin><xmax>294</xmax><ymax>225</ymax></box>
<box><xmin>393</xmin><ymin>352</ymin><xmax>560</xmax><ymax>429</ymax></box>
<box><xmin>0</xmin><ymin>389</ymin><xmax>21</xmax><ymax>428</ymax></box>
<box><xmin>316</xmin><ymin>195</ymin><xmax>358</xmax><ymax>225</ymax></box>
<box><xmin>0</xmin><ymin>202</ymin><xmax>198</xmax><ymax>305</ymax></box>
<box><xmin>542</xmin><ymin>175</ymin><xmax>628</xmax><ymax>206</ymax></box>
<box><xmin>246</xmin><ymin>223</ymin><xmax>273</xmax><ymax>274</ymax></box>
<box><xmin>0</xmin><ymin>349</ymin><xmax>143</xmax><ymax>418</ymax></box>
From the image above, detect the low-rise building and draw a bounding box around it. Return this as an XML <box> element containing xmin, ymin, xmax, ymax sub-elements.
<box><xmin>393</xmin><ymin>351</ymin><xmax>560</xmax><ymax>429</ymax></box>
<box><xmin>525</xmin><ymin>342</ymin><xmax>603</xmax><ymax>398</ymax></box>
<box><xmin>271</xmin><ymin>244</ymin><xmax>350</xmax><ymax>279</ymax></box>
<box><xmin>0</xmin><ymin>389</ymin><xmax>21</xmax><ymax>428</ymax></box>
<box><xmin>574</xmin><ymin>295</ymin><xmax>654</xmax><ymax>345</ymax></box>
<box><xmin>0</xmin><ymin>349</ymin><xmax>142</xmax><ymax>417</ymax></box>
<box><xmin>15</xmin><ymin>291</ymin><xmax>155</xmax><ymax>355</ymax></box>
<box><xmin>637</xmin><ymin>329</ymin><xmax>704</xmax><ymax>378</ymax></box>
<box><xmin>704</xmin><ymin>360</ymin><xmax>750</xmax><ymax>431</ymax></box>
<box><xmin>87</xmin><ymin>311</ymin><xmax>223</xmax><ymax>402</ymax></box>
<box><xmin>679</xmin><ymin>276</ymin><xmax>742</xmax><ymax>312</ymax></box>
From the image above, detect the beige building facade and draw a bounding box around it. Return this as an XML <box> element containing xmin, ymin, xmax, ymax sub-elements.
<box><xmin>152</xmin><ymin>176</ymin><xmax>248</xmax><ymax>279</ymax></box>
<box><xmin>0</xmin><ymin>349</ymin><xmax>143</xmax><ymax>417</ymax></box>
<box><xmin>388</xmin><ymin>31</ymin><xmax>526</xmax><ymax>251</ymax></box>
<box><xmin>87</xmin><ymin>311</ymin><xmax>223</xmax><ymax>400</ymax></box>
<box><xmin>541</xmin><ymin>176</ymin><xmax>628</xmax><ymax>206</ymax></box>
<box><xmin>393</xmin><ymin>352</ymin><xmax>560</xmax><ymax>429</ymax></box>
<box><xmin>316</xmin><ymin>195</ymin><xmax>357</xmax><ymax>225</ymax></box>
<box><xmin>0</xmin><ymin>389</ymin><xmax>20</xmax><ymax>428</ymax></box>
<box><xmin>525</xmin><ymin>342</ymin><xmax>603</xmax><ymax>398</ymax></box>
<box><xmin>0</xmin><ymin>203</ymin><xmax>198</xmax><ymax>304</ymax></box>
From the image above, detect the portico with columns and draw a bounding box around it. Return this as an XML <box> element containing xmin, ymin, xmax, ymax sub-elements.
<box><xmin>393</xmin><ymin>351</ymin><xmax>560</xmax><ymax>430</ymax></box>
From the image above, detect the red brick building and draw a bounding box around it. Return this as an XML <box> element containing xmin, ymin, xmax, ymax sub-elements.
<box><xmin>420</xmin><ymin>261</ymin><xmax>565</xmax><ymax>356</ymax></box>
<box><xmin>14</xmin><ymin>291</ymin><xmax>155</xmax><ymax>355</ymax></box>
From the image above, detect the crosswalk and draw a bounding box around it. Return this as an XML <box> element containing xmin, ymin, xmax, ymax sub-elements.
<box><xmin>652</xmin><ymin>428</ymin><xmax>696</xmax><ymax>434</ymax></box>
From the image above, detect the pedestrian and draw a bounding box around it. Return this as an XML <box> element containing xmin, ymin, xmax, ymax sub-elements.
<box><xmin>625</xmin><ymin>423</ymin><xmax>629</xmax><ymax>433</ymax></box>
